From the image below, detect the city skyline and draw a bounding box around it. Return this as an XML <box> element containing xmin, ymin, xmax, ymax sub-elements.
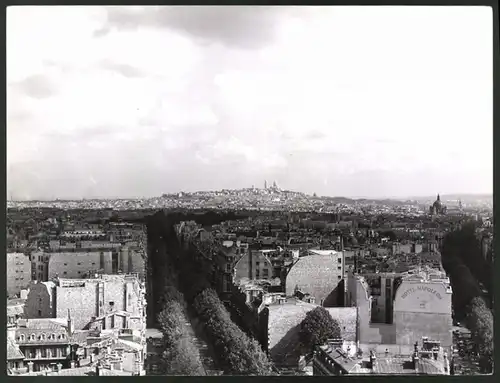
<box><xmin>7</xmin><ymin>6</ymin><xmax>493</xmax><ymax>200</ymax></box>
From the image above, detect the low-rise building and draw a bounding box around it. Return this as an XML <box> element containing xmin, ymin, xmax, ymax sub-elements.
<box><xmin>314</xmin><ymin>337</ymin><xmax>451</xmax><ymax>375</ymax></box>
<box><xmin>12</xmin><ymin>318</ymin><xmax>73</xmax><ymax>373</ymax></box>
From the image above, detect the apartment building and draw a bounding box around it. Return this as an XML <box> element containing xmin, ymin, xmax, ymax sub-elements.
<box><xmin>47</xmin><ymin>252</ymin><xmax>113</xmax><ymax>279</ymax></box>
<box><xmin>7</xmin><ymin>253</ymin><xmax>32</xmax><ymax>297</ymax></box>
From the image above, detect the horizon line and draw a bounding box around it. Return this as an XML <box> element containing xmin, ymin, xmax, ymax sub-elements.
<box><xmin>7</xmin><ymin>190</ymin><xmax>493</xmax><ymax>203</ymax></box>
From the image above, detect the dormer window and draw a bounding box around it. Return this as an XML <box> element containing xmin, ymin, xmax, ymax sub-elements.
<box><xmin>50</xmin><ymin>333</ymin><xmax>56</xmax><ymax>340</ymax></box>
<box><xmin>30</xmin><ymin>334</ymin><xmax>36</xmax><ymax>341</ymax></box>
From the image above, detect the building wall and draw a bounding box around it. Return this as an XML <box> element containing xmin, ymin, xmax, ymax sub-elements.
<box><xmin>24</xmin><ymin>282</ymin><xmax>56</xmax><ymax>319</ymax></box>
<box><xmin>56</xmin><ymin>284</ymin><xmax>98</xmax><ymax>330</ymax></box>
<box><xmin>119</xmin><ymin>247</ymin><xmax>129</xmax><ymax>273</ymax></box>
<box><xmin>48</xmin><ymin>252</ymin><xmax>113</xmax><ymax>279</ymax></box>
<box><xmin>7</xmin><ymin>253</ymin><xmax>32</xmax><ymax>297</ymax></box>
<box><xmin>129</xmin><ymin>250</ymin><xmax>146</xmax><ymax>281</ymax></box>
<box><xmin>30</xmin><ymin>252</ymin><xmax>50</xmax><ymax>282</ymax></box>
<box><xmin>234</xmin><ymin>250</ymin><xmax>273</xmax><ymax>284</ymax></box>
<box><xmin>348</xmin><ymin>275</ymin><xmax>397</xmax><ymax>344</ymax></box>
<box><xmin>285</xmin><ymin>252</ymin><xmax>344</xmax><ymax>306</ymax></box>
<box><xmin>393</xmin><ymin>280</ymin><xmax>452</xmax><ymax>347</ymax></box>
<box><xmin>56</xmin><ymin>277</ymin><xmax>144</xmax><ymax>330</ymax></box>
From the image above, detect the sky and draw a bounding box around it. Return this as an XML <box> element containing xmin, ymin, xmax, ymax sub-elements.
<box><xmin>7</xmin><ymin>6</ymin><xmax>493</xmax><ymax>200</ymax></box>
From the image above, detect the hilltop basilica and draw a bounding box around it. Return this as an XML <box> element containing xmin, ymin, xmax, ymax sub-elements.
<box><xmin>429</xmin><ymin>194</ymin><xmax>447</xmax><ymax>215</ymax></box>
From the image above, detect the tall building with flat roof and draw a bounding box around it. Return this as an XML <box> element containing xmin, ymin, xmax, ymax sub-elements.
<box><xmin>47</xmin><ymin>252</ymin><xmax>113</xmax><ymax>280</ymax></box>
<box><xmin>347</xmin><ymin>267</ymin><xmax>453</xmax><ymax>347</ymax></box>
<box><xmin>7</xmin><ymin>253</ymin><xmax>32</xmax><ymax>297</ymax></box>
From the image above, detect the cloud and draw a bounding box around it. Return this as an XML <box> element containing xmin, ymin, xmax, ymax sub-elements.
<box><xmin>97</xmin><ymin>6</ymin><xmax>286</xmax><ymax>49</ymax></box>
<box><xmin>11</xmin><ymin>74</ymin><xmax>57</xmax><ymax>99</ymax></box>
<box><xmin>99</xmin><ymin>60</ymin><xmax>145</xmax><ymax>78</ymax></box>
<box><xmin>6</xmin><ymin>6</ymin><xmax>493</xmax><ymax>199</ymax></box>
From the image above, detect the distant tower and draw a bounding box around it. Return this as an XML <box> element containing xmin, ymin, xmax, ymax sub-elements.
<box><xmin>437</xmin><ymin>194</ymin><xmax>441</xmax><ymax>202</ymax></box>
<box><xmin>458</xmin><ymin>199</ymin><xmax>463</xmax><ymax>210</ymax></box>
<box><xmin>273</xmin><ymin>180</ymin><xmax>278</xmax><ymax>189</ymax></box>
<box><xmin>264</xmin><ymin>180</ymin><xmax>267</xmax><ymax>189</ymax></box>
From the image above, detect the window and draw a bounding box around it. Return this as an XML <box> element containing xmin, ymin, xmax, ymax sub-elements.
<box><xmin>338</xmin><ymin>266</ymin><xmax>342</xmax><ymax>270</ymax></box>
<box><xmin>92</xmin><ymin>262</ymin><xmax>96</xmax><ymax>266</ymax></box>
<box><xmin>52</xmin><ymin>348</ymin><xmax>58</xmax><ymax>358</ymax></box>
<box><xmin>77</xmin><ymin>271</ymin><xmax>81</xmax><ymax>274</ymax></box>
<box><xmin>64</xmin><ymin>263</ymin><xmax>67</xmax><ymax>266</ymax></box>
<box><xmin>50</xmin><ymin>334</ymin><xmax>56</xmax><ymax>340</ymax></box>
<box><xmin>109</xmin><ymin>301</ymin><xmax>115</xmax><ymax>306</ymax></box>
<box><xmin>63</xmin><ymin>271</ymin><xmax>67</xmax><ymax>275</ymax></box>
<box><xmin>263</xmin><ymin>269</ymin><xmax>269</xmax><ymax>278</ymax></box>
<box><xmin>41</xmin><ymin>348</ymin><xmax>47</xmax><ymax>358</ymax></box>
<box><xmin>338</xmin><ymin>275</ymin><xmax>342</xmax><ymax>279</ymax></box>
<box><xmin>20</xmin><ymin>335</ymin><xmax>25</xmax><ymax>341</ymax></box>
<box><xmin>61</xmin><ymin>347</ymin><xmax>67</xmax><ymax>357</ymax></box>
<box><xmin>337</xmin><ymin>258</ymin><xmax>342</xmax><ymax>263</ymax></box>
<box><xmin>38</xmin><ymin>310</ymin><xmax>42</xmax><ymax>317</ymax></box>
<box><xmin>256</xmin><ymin>261</ymin><xmax>260</xmax><ymax>267</ymax></box>
<box><xmin>77</xmin><ymin>262</ymin><xmax>81</xmax><ymax>266</ymax></box>
<box><xmin>30</xmin><ymin>334</ymin><xmax>36</xmax><ymax>341</ymax></box>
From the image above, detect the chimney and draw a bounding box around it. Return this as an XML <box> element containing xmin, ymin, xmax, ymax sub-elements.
<box><xmin>7</xmin><ymin>327</ymin><xmax>16</xmax><ymax>340</ymax></box>
<box><xmin>56</xmin><ymin>363</ymin><xmax>62</xmax><ymax>373</ymax></box>
<box><xmin>369</xmin><ymin>351</ymin><xmax>377</xmax><ymax>369</ymax></box>
<box><xmin>67</xmin><ymin>309</ymin><xmax>73</xmax><ymax>336</ymax></box>
<box><xmin>443</xmin><ymin>352</ymin><xmax>449</xmax><ymax>373</ymax></box>
<box><xmin>433</xmin><ymin>349</ymin><xmax>438</xmax><ymax>360</ymax></box>
<box><xmin>27</xmin><ymin>362</ymin><xmax>34</xmax><ymax>373</ymax></box>
<box><xmin>412</xmin><ymin>352</ymin><xmax>420</xmax><ymax>371</ymax></box>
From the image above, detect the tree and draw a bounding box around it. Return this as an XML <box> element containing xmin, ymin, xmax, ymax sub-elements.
<box><xmin>465</xmin><ymin>297</ymin><xmax>493</xmax><ymax>373</ymax></box>
<box><xmin>299</xmin><ymin>307</ymin><xmax>341</xmax><ymax>354</ymax></box>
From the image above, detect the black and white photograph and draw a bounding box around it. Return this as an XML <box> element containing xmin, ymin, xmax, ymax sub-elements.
<box><xmin>6</xmin><ymin>5</ymin><xmax>493</xmax><ymax>376</ymax></box>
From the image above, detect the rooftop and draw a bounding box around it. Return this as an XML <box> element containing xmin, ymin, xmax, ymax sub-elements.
<box><xmin>7</xmin><ymin>338</ymin><xmax>25</xmax><ymax>360</ymax></box>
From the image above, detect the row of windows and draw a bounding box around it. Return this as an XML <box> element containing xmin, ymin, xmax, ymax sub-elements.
<box><xmin>23</xmin><ymin>347</ymin><xmax>68</xmax><ymax>359</ymax></box>
<box><xmin>62</xmin><ymin>262</ymin><xmax>97</xmax><ymax>266</ymax></box>
<box><xmin>18</xmin><ymin>333</ymin><xmax>66</xmax><ymax>342</ymax></box>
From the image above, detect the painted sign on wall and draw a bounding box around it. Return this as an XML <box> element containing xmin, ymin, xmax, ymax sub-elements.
<box><xmin>400</xmin><ymin>285</ymin><xmax>443</xmax><ymax>300</ymax></box>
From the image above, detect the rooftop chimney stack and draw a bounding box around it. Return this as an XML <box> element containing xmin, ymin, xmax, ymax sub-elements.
<box><xmin>67</xmin><ymin>309</ymin><xmax>73</xmax><ymax>336</ymax></box>
<box><xmin>443</xmin><ymin>352</ymin><xmax>449</xmax><ymax>371</ymax></box>
<box><xmin>369</xmin><ymin>351</ymin><xmax>377</xmax><ymax>369</ymax></box>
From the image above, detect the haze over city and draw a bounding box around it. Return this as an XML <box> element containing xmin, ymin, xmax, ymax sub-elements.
<box><xmin>7</xmin><ymin>6</ymin><xmax>492</xmax><ymax>200</ymax></box>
